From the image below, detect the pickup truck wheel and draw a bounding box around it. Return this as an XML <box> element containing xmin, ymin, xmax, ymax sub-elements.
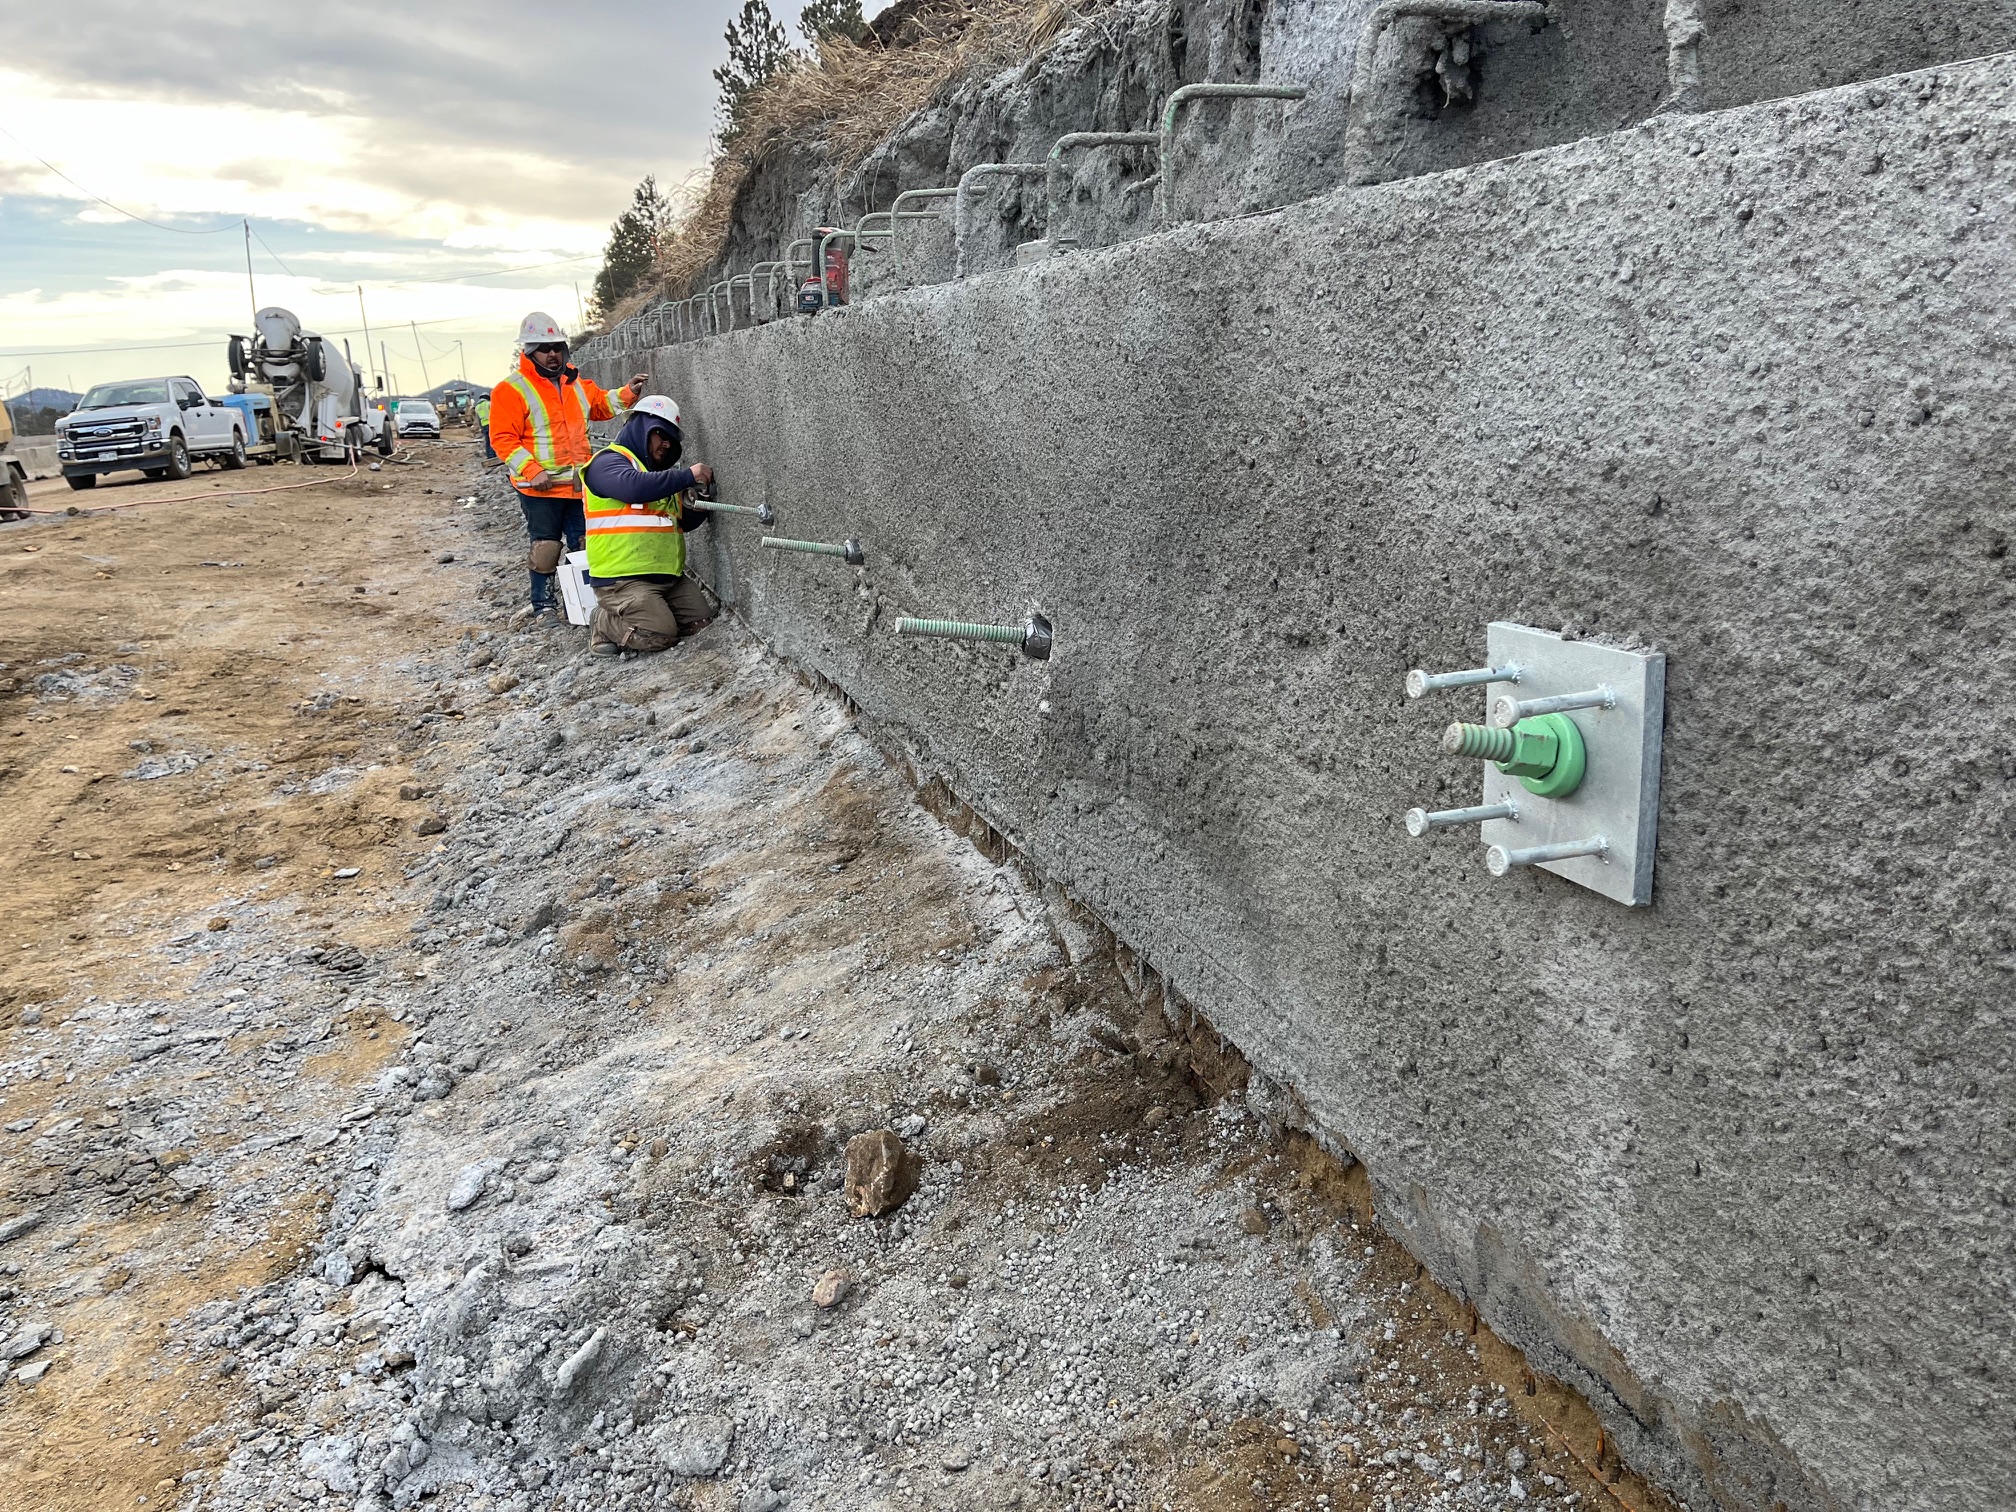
<box><xmin>66</xmin><ymin>474</ymin><xmax>98</xmax><ymax>491</ymax></box>
<box><xmin>162</xmin><ymin>435</ymin><xmax>192</xmax><ymax>481</ymax></box>
<box><xmin>222</xmin><ymin>434</ymin><xmax>248</xmax><ymax>470</ymax></box>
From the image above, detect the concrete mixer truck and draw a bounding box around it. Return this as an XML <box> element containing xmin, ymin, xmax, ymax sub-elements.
<box><xmin>226</xmin><ymin>307</ymin><xmax>391</xmax><ymax>463</ymax></box>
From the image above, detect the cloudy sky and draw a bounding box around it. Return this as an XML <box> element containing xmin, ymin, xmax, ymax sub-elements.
<box><xmin>0</xmin><ymin>1</ymin><xmax>812</xmax><ymax>399</ymax></box>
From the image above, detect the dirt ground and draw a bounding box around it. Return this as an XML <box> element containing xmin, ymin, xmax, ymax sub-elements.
<box><xmin>0</xmin><ymin>449</ymin><xmax>1679</xmax><ymax>1512</ymax></box>
<box><xmin>1</xmin><ymin>449</ymin><xmax>476</xmax><ymax>1509</ymax></box>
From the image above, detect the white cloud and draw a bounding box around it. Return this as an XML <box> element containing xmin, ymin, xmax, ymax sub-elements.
<box><xmin>0</xmin><ymin>2</ymin><xmax>818</xmax><ymax>394</ymax></box>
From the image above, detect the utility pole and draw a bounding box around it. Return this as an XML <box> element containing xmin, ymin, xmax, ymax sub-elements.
<box><xmin>411</xmin><ymin>321</ymin><xmax>431</xmax><ymax>395</ymax></box>
<box><xmin>356</xmin><ymin>287</ymin><xmax>378</xmax><ymax>392</ymax></box>
<box><xmin>454</xmin><ymin>340</ymin><xmax>467</xmax><ymax>382</ymax></box>
<box><xmin>243</xmin><ymin>219</ymin><xmax>259</xmax><ymax>322</ymax></box>
<box><xmin>381</xmin><ymin>342</ymin><xmax>394</xmax><ymax>398</ymax></box>
<box><xmin>573</xmin><ymin>282</ymin><xmax>586</xmax><ymax>331</ymax></box>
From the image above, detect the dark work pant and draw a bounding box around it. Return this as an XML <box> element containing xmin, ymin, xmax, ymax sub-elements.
<box><xmin>517</xmin><ymin>491</ymin><xmax>585</xmax><ymax>607</ymax></box>
<box><xmin>517</xmin><ymin>491</ymin><xmax>585</xmax><ymax>551</ymax></box>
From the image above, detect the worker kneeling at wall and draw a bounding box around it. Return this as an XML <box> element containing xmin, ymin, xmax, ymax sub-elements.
<box><xmin>581</xmin><ymin>395</ymin><xmax>717</xmax><ymax>656</ymax></box>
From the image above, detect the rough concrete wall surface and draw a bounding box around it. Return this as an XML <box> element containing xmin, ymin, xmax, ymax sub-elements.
<box><xmin>705</xmin><ymin>0</ymin><xmax>2016</xmax><ymax>294</ymax></box>
<box><xmin>593</xmin><ymin>56</ymin><xmax>2016</xmax><ymax>1511</ymax></box>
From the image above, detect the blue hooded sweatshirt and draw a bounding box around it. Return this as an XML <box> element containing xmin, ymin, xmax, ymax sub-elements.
<box><xmin>583</xmin><ymin>410</ymin><xmax>702</xmax><ymax>510</ymax></box>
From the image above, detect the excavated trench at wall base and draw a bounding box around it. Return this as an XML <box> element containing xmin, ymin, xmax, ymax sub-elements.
<box><xmin>778</xmin><ymin>656</ymin><xmax>1692</xmax><ymax>1512</ymax></box>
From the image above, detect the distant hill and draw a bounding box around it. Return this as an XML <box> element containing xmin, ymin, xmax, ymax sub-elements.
<box><xmin>427</xmin><ymin>379</ymin><xmax>487</xmax><ymax>403</ymax></box>
<box><xmin>5</xmin><ymin>387</ymin><xmax>82</xmax><ymax>436</ymax></box>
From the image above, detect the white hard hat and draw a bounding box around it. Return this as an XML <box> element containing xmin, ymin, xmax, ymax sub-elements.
<box><xmin>631</xmin><ymin>395</ymin><xmax>681</xmax><ymax>429</ymax></box>
<box><xmin>518</xmin><ymin>311</ymin><xmax>568</xmax><ymax>349</ymax></box>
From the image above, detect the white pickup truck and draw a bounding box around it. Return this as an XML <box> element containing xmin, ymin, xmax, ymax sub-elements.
<box><xmin>55</xmin><ymin>376</ymin><xmax>249</xmax><ymax>490</ymax></box>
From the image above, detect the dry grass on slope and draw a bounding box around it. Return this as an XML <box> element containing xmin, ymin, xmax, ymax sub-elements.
<box><xmin>638</xmin><ymin>0</ymin><xmax>1108</xmax><ymax>306</ymax></box>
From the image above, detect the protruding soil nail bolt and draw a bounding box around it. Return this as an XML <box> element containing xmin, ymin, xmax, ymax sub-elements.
<box><xmin>1489</xmin><ymin>685</ymin><xmax>1614</xmax><ymax>728</ymax></box>
<box><xmin>690</xmin><ymin>498</ymin><xmax>776</xmax><ymax>526</ymax></box>
<box><xmin>895</xmin><ymin>613</ymin><xmax>1053</xmax><ymax>661</ymax></box>
<box><xmin>1404</xmin><ymin>800</ymin><xmax>1518</xmax><ymax>837</ymax></box>
<box><xmin>1486</xmin><ymin>835</ymin><xmax>1609</xmax><ymax>875</ymax></box>
<box><xmin>1404</xmin><ymin>663</ymin><xmax>1521</xmax><ymax>698</ymax></box>
<box><xmin>761</xmin><ymin>536</ymin><xmax>865</xmax><ymax>566</ymax></box>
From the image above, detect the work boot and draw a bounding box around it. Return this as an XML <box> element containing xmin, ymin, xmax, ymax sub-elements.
<box><xmin>589</xmin><ymin>642</ymin><xmax>620</xmax><ymax>659</ymax></box>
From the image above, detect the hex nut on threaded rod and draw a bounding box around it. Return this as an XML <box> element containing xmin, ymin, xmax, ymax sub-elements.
<box><xmin>761</xmin><ymin>536</ymin><xmax>865</xmax><ymax>566</ymax></box>
<box><xmin>1442</xmin><ymin>713</ymin><xmax>1586</xmax><ymax>799</ymax></box>
<box><xmin>895</xmin><ymin>613</ymin><xmax>1053</xmax><ymax>661</ymax></box>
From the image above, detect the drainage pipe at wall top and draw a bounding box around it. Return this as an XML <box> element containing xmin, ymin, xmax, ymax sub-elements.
<box><xmin>817</xmin><ymin>229</ymin><xmax>866</xmax><ymax>305</ymax></box>
<box><xmin>707</xmin><ymin>281</ymin><xmax>733</xmax><ymax>334</ymax></box>
<box><xmin>1045</xmin><ymin>132</ymin><xmax>1160</xmax><ymax>250</ymax></box>
<box><xmin>1344</xmin><ymin>0</ymin><xmax>1553</xmax><ymax>181</ymax></box>
<box><xmin>855</xmin><ymin>209</ymin><xmax>947</xmax><ymax>244</ymax></box>
<box><xmin>1156</xmin><ymin>83</ymin><xmax>1309</xmax><ymax>226</ymax></box>
<box><xmin>784</xmin><ymin>238</ymin><xmax>816</xmax><ymax>287</ymax></box>
<box><xmin>727</xmin><ymin>276</ymin><xmax>756</xmax><ymax>329</ymax></box>
<box><xmin>888</xmin><ymin>188</ymin><xmax>960</xmax><ymax>275</ymax></box>
<box><xmin>749</xmin><ymin>261</ymin><xmax>788</xmax><ymax>322</ymax></box>
<box><xmin>954</xmin><ymin>164</ymin><xmax>1049</xmax><ymax>278</ymax></box>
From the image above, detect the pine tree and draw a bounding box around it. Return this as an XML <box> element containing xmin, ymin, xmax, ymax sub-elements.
<box><xmin>589</xmin><ymin>176</ymin><xmax>674</xmax><ymax>322</ymax></box>
<box><xmin>798</xmin><ymin>0</ymin><xmax>867</xmax><ymax>47</ymax></box>
<box><xmin>713</xmin><ymin>0</ymin><xmax>791</xmax><ymax>143</ymax></box>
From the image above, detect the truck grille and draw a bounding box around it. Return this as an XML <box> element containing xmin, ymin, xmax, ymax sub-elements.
<box><xmin>63</xmin><ymin>418</ymin><xmax>150</xmax><ymax>460</ymax></box>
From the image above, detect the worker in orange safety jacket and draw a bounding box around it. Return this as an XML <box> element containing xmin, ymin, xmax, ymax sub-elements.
<box><xmin>488</xmin><ymin>311</ymin><xmax>648</xmax><ymax>622</ymax></box>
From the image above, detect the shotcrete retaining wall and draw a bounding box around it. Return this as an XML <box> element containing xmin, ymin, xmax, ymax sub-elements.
<box><xmin>588</xmin><ymin>56</ymin><xmax>2016</xmax><ymax>1511</ymax></box>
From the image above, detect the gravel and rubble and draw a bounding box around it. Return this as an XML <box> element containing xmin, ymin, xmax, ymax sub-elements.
<box><xmin>0</xmin><ymin>462</ymin><xmax>1666</xmax><ymax>1512</ymax></box>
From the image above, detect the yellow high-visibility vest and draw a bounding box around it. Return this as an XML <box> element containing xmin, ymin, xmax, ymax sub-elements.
<box><xmin>581</xmin><ymin>443</ymin><xmax>686</xmax><ymax>579</ymax></box>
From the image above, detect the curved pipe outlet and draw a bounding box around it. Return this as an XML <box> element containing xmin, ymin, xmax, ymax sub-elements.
<box><xmin>954</xmin><ymin>164</ymin><xmax>1049</xmax><ymax>278</ymax></box>
<box><xmin>888</xmin><ymin>188</ymin><xmax>960</xmax><ymax>274</ymax></box>
<box><xmin>817</xmin><ymin>229</ymin><xmax>865</xmax><ymax>305</ymax></box>
<box><xmin>748</xmin><ymin>261</ymin><xmax>788</xmax><ymax>322</ymax></box>
<box><xmin>1045</xmin><ymin>132</ymin><xmax>1160</xmax><ymax>250</ymax></box>
<box><xmin>1156</xmin><ymin>83</ymin><xmax>1309</xmax><ymax>227</ymax></box>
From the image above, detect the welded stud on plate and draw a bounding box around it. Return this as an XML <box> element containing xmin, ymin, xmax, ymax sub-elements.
<box><xmin>1404</xmin><ymin>663</ymin><xmax>1521</xmax><ymax>699</ymax></box>
<box><xmin>1485</xmin><ymin>835</ymin><xmax>1608</xmax><ymax>876</ymax></box>
<box><xmin>1404</xmin><ymin>800</ymin><xmax>1518</xmax><ymax>838</ymax></box>
<box><xmin>1489</xmin><ymin>686</ymin><xmax>1614</xmax><ymax>728</ymax></box>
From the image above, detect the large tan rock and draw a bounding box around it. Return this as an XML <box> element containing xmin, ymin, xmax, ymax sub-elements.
<box><xmin>843</xmin><ymin>1130</ymin><xmax>915</xmax><ymax>1218</ymax></box>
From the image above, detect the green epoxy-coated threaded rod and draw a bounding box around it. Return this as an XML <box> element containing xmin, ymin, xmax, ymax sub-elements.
<box><xmin>895</xmin><ymin>612</ymin><xmax>1053</xmax><ymax>660</ymax></box>
<box><xmin>1443</xmin><ymin>723</ymin><xmax>1514</xmax><ymax>762</ymax></box>
<box><xmin>896</xmin><ymin>618</ymin><xmax>1024</xmax><ymax>645</ymax></box>
<box><xmin>761</xmin><ymin>535</ymin><xmax>865</xmax><ymax>565</ymax></box>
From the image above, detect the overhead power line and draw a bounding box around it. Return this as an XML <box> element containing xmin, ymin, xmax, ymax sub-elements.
<box><xmin>247</xmin><ymin>222</ymin><xmax>299</xmax><ymax>278</ymax></box>
<box><xmin>0</xmin><ymin>118</ymin><xmax>239</xmax><ymax>236</ymax></box>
